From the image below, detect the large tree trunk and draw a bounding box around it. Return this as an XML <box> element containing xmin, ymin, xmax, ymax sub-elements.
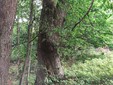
<box><xmin>35</xmin><ymin>0</ymin><xmax>65</xmax><ymax>84</ymax></box>
<box><xmin>0</xmin><ymin>0</ymin><xmax>17</xmax><ymax>85</ymax></box>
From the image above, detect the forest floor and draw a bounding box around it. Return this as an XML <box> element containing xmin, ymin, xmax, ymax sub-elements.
<box><xmin>10</xmin><ymin>47</ymin><xmax>113</xmax><ymax>85</ymax></box>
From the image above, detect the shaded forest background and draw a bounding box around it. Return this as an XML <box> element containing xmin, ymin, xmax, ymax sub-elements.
<box><xmin>1</xmin><ymin>0</ymin><xmax>113</xmax><ymax>85</ymax></box>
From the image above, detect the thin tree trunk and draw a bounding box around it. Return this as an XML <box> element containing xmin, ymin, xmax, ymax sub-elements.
<box><xmin>27</xmin><ymin>52</ymin><xmax>31</xmax><ymax>82</ymax></box>
<box><xmin>19</xmin><ymin>0</ymin><xmax>34</xmax><ymax>85</ymax></box>
<box><xmin>0</xmin><ymin>0</ymin><xmax>17</xmax><ymax>85</ymax></box>
<box><xmin>17</xmin><ymin>17</ymin><xmax>20</xmax><ymax>46</ymax></box>
<box><xmin>35</xmin><ymin>0</ymin><xmax>65</xmax><ymax>85</ymax></box>
<box><xmin>16</xmin><ymin>17</ymin><xmax>21</xmax><ymax>76</ymax></box>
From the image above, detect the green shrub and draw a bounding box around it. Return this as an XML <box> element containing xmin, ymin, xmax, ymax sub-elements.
<box><xmin>63</xmin><ymin>54</ymin><xmax>113</xmax><ymax>85</ymax></box>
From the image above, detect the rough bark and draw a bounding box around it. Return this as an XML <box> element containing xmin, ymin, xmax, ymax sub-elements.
<box><xmin>35</xmin><ymin>0</ymin><xmax>65</xmax><ymax>85</ymax></box>
<box><xmin>0</xmin><ymin>0</ymin><xmax>17</xmax><ymax>85</ymax></box>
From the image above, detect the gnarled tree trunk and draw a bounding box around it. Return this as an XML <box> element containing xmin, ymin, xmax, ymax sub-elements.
<box><xmin>35</xmin><ymin>0</ymin><xmax>65</xmax><ymax>85</ymax></box>
<box><xmin>0</xmin><ymin>0</ymin><xmax>17</xmax><ymax>85</ymax></box>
